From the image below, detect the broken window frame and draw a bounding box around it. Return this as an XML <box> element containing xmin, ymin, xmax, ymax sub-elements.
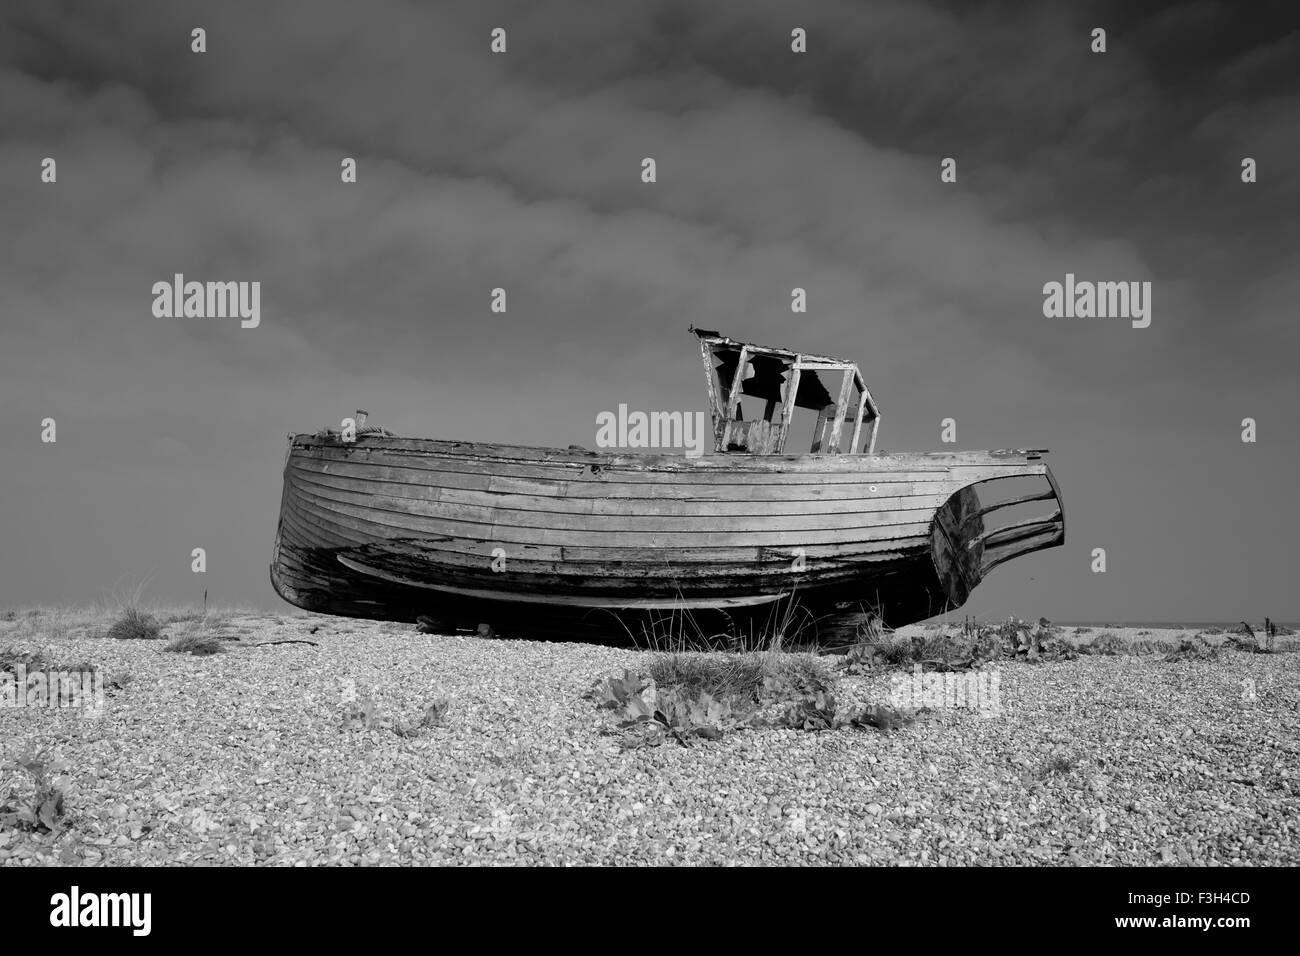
<box><xmin>691</xmin><ymin>327</ymin><xmax>881</xmax><ymax>456</ymax></box>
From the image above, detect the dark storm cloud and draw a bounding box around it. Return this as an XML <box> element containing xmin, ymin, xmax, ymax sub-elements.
<box><xmin>0</xmin><ymin>0</ymin><xmax>1296</xmax><ymax>619</ymax></box>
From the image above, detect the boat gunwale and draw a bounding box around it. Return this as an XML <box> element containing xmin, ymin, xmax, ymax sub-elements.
<box><xmin>290</xmin><ymin>433</ymin><xmax>1050</xmax><ymax>475</ymax></box>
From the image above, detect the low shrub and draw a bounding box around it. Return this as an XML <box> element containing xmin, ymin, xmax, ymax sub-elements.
<box><xmin>0</xmin><ymin>748</ymin><xmax>68</xmax><ymax>833</ymax></box>
<box><xmin>106</xmin><ymin>607</ymin><xmax>163</xmax><ymax>641</ymax></box>
<box><xmin>589</xmin><ymin>651</ymin><xmax>913</xmax><ymax>747</ymax></box>
<box><xmin>1165</xmin><ymin>635</ymin><xmax>1220</xmax><ymax>661</ymax></box>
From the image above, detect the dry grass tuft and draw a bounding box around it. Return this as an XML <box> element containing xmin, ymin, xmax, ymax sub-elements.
<box><xmin>106</xmin><ymin>607</ymin><xmax>163</xmax><ymax>641</ymax></box>
<box><xmin>164</xmin><ymin>629</ymin><xmax>226</xmax><ymax>656</ymax></box>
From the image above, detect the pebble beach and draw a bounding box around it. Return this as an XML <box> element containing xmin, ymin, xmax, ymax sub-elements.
<box><xmin>2</xmin><ymin>612</ymin><xmax>1296</xmax><ymax>866</ymax></box>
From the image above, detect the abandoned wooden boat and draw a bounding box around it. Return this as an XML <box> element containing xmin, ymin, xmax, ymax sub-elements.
<box><xmin>270</xmin><ymin>328</ymin><xmax>1064</xmax><ymax>643</ymax></box>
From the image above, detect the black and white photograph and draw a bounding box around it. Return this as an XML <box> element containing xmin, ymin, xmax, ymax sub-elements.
<box><xmin>0</xmin><ymin>0</ymin><xmax>1296</xmax><ymax>934</ymax></box>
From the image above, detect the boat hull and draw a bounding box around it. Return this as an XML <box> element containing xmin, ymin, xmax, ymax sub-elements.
<box><xmin>270</xmin><ymin>434</ymin><xmax>1064</xmax><ymax>644</ymax></box>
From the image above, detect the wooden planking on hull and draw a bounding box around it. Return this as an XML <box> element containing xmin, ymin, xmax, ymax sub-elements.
<box><xmin>280</xmin><ymin>492</ymin><xmax>929</xmax><ymax>558</ymax></box>
<box><xmin>289</xmin><ymin>460</ymin><xmax>956</xmax><ymax>504</ymax></box>
<box><xmin>274</xmin><ymin>531</ymin><xmax>939</xmax><ymax>601</ymax></box>
<box><xmin>288</xmin><ymin>461</ymin><xmax>953</xmax><ymax>511</ymax></box>
<box><xmin>276</xmin><ymin>509</ymin><xmax>912</xmax><ymax>587</ymax></box>
<box><xmin>297</xmin><ymin>456</ymin><xmax>953</xmax><ymax>488</ymax></box>
<box><xmin>288</xmin><ymin>469</ymin><xmax>946</xmax><ymax>533</ymax></box>
<box><xmin>284</xmin><ymin>481</ymin><xmax>938</xmax><ymax>550</ymax></box>
<box><xmin>276</xmin><ymin>507</ymin><xmax>928</xmax><ymax>590</ymax></box>
<box><xmin>276</xmin><ymin>552</ymin><xmax>920</xmax><ymax>601</ymax></box>
<box><xmin>292</xmin><ymin>445</ymin><xmax>1047</xmax><ymax>492</ymax></box>
<box><xmin>276</xmin><ymin>542</ymin><xmax>897</xmax><ymax>604</ymax></box>
<box><xmin>293</xmin><ymin>441</ymin><xmax>981</xmax><ymax>482</ymax></box>
<box><xmin>335</xmin><ymin>555</ymin><xmax>796</xmax><ymax>607</ymax></box>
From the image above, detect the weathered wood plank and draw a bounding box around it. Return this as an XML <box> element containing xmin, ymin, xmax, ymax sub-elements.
<box><xmin>280</xmin><ymin>492</ymin><xmax>929</xmax><ymax>562</ymax></box>
<box><xmin>292</xmin><ymin>434</ymin><xmax>1050</xmax><ymax>473</ymax></box>
<box><xmin>828</xmin><ymin>368</ymin><xmax>856</xmax><ymax>453</ymax></box>
<box><xmin>290</xmin><ymin>461</ymin><xmax>956</xmax><ymax>500</ymax></box>
<box><xmin>289</xmin><ymin>472</ymin><xmax>942</xmax><ymax>533</ymax></box>
<box><xmin>289</xmin><ymin>484</ymin><xmax>936</xmax><ymax>549</ymax></box>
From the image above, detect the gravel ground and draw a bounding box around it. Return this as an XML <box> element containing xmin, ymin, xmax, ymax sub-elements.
<box><xmin>2</xmin><ymin>613</ymin><xmax>1297</xmax><ymax>866</ymax></box>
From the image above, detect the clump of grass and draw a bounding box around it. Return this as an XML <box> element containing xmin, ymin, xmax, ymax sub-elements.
<box><xmin>1129</xmin><ymin>638</ymin><xmax>1176</xmax><ymax>655</ymax></box>
<box><xmin>164</xmin><ymin>630</ymin><xmax>225</xmax><ymax>656</ymax></box>
<box><xmin>1082</xmin><ymin>631</ymin><xmax>1125</xmax><ymax>655</ymax></box>
<box><xmin>1224</xmin><ymin>630</ymin><xmax>1260</xmax><ymax>653</ymax></box>
<box><xmin>626</xmin><ymin>590</ymin><xmax>821</xmax><ymax>655</ymax></box>
<box><xmin>106</xmin><ymin>607</ymin><xmax>163</xmax><ymax>641</ymax></box>
<box><xmin>1221</xmin><ymin>620</ymin><xmax>1294</xmax><ymax>654</ymax></box>
<box><xmin>647</xmin><ymin>652</ymin><xmax>766</xmax><ymax>702</ymax></box>
<box><xmin>1164</xmin><ymin>635</ymin><xmax>1220</xmax><ymax>661</ymax></box>
<box><xmin>647</xmin><ymin>650</ymin><xmax>831</xmax><ymax>706</ymax></box>
<box><xmin>1</xmin><ymin>609</ymin><xmax>16</xmax><ymax>622</ymax></box>
<box><xmin>762</xmin><ymin>652</ymin><xmax>837</xmax><ymax>697</ymax></box>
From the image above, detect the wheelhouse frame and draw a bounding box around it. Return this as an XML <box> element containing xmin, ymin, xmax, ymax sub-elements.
<box><xmin>691</xmin><ymin>327</ymin><xmax>881</xmax><ymax>456</ymax></box>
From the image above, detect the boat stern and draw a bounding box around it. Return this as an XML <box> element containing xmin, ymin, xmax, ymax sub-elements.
<box><xmin>931</xmin><ymin>457</ymin><xmax>1065</xmax><ymax>608</ymax></box>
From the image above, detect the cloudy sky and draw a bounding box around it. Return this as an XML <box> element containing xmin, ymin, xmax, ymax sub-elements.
<box><xmin>1</xmin><ymin>0</ymin><xmax>1296</xmax><ymax>621</ymax></box>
